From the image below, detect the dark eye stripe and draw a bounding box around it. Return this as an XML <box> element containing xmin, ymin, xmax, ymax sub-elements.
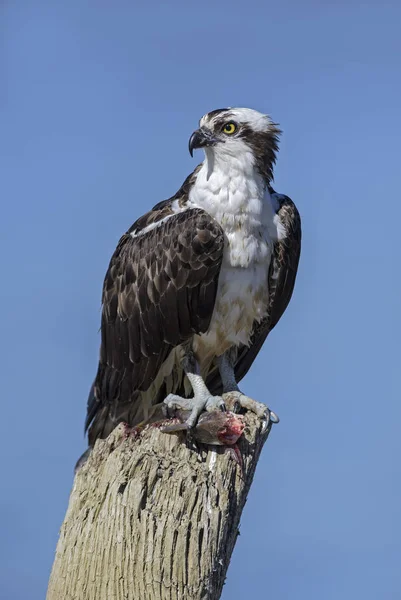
<box><xmin>213</xmin><ymin>113</ymin><xmax>235</xmax><ymax>129</ymax></box>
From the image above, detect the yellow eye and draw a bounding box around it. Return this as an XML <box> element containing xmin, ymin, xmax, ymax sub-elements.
<box><xmin>222</xmin><ymin>122</ymin><xmax>237</xmax><ymax>135</ymax></box>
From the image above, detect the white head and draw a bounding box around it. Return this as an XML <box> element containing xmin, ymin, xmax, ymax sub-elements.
<box><xmin>188</xmin><ymin>107</ymin><xmax>281</xmax><ymax>181</ymax></box>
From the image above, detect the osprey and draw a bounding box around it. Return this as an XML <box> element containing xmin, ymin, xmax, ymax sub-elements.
<box><xmin>85</xmin><ymin>107</ymin><xmax>301</xmax><ymax>446</ymax></box>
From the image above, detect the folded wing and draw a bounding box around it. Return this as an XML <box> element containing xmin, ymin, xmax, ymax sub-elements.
<box><xmin>86</xmin><ymin>207</ymin><xmax>225</xmax><ymax>442</ymax></box>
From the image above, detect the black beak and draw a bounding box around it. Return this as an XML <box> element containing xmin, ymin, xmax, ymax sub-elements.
<box><xmin>188</xmin><ymin>128</ymin><xmax>219</xmax><ymax>157</ymax></box>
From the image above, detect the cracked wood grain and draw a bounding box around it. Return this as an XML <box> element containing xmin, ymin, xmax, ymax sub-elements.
<box><xmin>47</xmin><ymin>409</ymin><xmax>273</xmax><ymax>600</ymax></box>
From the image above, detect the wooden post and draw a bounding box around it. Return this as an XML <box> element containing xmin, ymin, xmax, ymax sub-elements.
<box><xmin>47</xmin><ymin>408</ymin><xmax>274</xmax><ymax>600</ymax></box>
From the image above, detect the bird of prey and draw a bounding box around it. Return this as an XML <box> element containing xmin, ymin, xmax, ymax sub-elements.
<box><xmin>85</xmin><ymin>107</ymin><xmax>301</xmax><ymax>447</ymax></box>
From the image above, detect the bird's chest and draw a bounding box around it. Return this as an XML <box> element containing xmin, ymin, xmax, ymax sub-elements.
<box><xmin>195</xmin><ymin>221</ymin><xmax>272</xmax><ymax>361</ymax></box>
<box><xmin>189</xmin><ymin>165</ymin><xmax>274</xmax><ymax>356</ymax></box>
<box><xmin>213</xmin><ymin>225</ymin><xmax>271</xmax><ymax>338</ymax></box>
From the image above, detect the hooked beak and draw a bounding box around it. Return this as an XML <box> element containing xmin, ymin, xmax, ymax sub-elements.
<box><xmin>188</xmin><ymin>128</ymin><xmax>220</xmax><ymax>157</ymax></box>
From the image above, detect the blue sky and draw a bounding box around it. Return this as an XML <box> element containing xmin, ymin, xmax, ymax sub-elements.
<box><xmin>1</xmin><ymin>1</ymin><xmax>401</xmax><ymax>598</ymax></box>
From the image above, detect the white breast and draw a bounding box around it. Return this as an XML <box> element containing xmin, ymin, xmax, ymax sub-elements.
<box><xmin>188</xmin><ymin>154</ymin><xmax>282</xmax><ymax>362</ymax></box>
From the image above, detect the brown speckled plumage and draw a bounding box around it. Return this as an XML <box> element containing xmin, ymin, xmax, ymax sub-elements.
<box><xmin>87</xmin><ymin>206</ymin><xmax>225</xmax><ymax>444</ymax></box>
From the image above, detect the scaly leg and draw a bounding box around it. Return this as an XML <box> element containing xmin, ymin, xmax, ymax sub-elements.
<box><xmin>217</xmin><ymin>352</ymin><xmax>279</xmax><ymax>423</ymax></box>
<box><xmin>164</xmin><ymin>351</ymin><xmax>225</xmax><ymax>429</ymax></box>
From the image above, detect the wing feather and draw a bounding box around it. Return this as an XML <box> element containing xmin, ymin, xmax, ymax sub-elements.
<box><xmin>86</xmin><ymin>207</ymin><xmax>224</xmax><ymax>442</ymax></box>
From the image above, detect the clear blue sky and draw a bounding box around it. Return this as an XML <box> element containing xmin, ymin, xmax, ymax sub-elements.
<box><xmin>1</xmin><ymin>1</ymin><xmax>400</xmax><ymax>598</ymax></box>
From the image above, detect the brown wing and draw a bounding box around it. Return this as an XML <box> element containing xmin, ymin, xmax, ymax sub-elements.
<box><xmin>207</xmin><ymin>192</ymin><xmax>301</xmax><ymax>394</ymax></box>
<box><xmin>86</xmin><ymin>207</ymin><xmax>225</xmax><ymax>442</ymax></box>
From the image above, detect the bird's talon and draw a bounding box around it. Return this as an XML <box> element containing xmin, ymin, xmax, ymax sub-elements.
<box><xmin>269</xmin><ymin>410</ymin><xmax>280</xmax><ymax>424</ymax></box>
<box><xmin>233</xmin><ymin>400</ymin><xmax>242</xmax><ymax>414</ymax></box>
<box><xmin>205</xmin><ymin>395</ymin><xmax>225</xmax><ymax>413</ymax></box>
<box><xmin>222</xmin><ymin>391</ymin><xmax>278</xmax><ymax>422</ymax></box>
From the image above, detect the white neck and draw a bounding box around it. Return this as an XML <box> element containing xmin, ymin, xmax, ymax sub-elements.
<box><xmin>188</xmin><ymin>147</ymin><xmax>269</xmax><ymax>234</ymax></box>
<box><xmin>188</xmin><ymin>148</ymin><xmax>276</xmax><ymax>268</ymax></box>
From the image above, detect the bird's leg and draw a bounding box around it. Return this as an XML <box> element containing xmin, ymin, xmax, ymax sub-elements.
<box><xmin>163</xmin><ymin>351</ymin><xmax>225</xmax><ymax>429</ymax></box>
<box><xmin>217</xmin><ymin>352</ymin><xmax>279</xmax><ymax>423</ymax></box>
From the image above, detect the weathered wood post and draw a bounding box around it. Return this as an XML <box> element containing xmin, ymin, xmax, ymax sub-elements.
<box><xmin>47</xmin><ymin>406</ymin><xmax>274</xmax><ymax>600</ymax></box>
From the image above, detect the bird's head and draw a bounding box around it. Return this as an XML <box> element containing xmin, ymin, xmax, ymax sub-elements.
<box><xmin>188</xmin><ymin>107</ymin><xmax>281</xmax><ymax>181</ymax></box>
